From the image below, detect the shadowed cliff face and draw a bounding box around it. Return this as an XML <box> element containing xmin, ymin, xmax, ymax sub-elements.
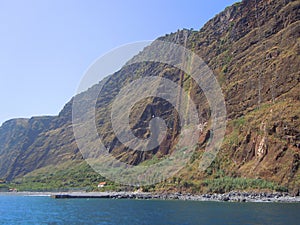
<box><xmin>0</xmin><ymin>0</ymin><xmax>299</xmax><ymax>191</ymax></box>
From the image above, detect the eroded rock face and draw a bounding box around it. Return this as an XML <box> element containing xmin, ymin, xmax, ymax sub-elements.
<box><xmin>162</xmin><ymin>0</ymin><xmax>300</xmax><ymax>189</ymax></box>
<box><xmin>0</xmin><ymin>0</ymin><xmax>299</xmax><ymax>190</ymax></box>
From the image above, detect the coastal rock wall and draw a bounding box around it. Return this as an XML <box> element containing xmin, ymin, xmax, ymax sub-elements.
<box><xmin>0</xmin><ymin>0</ymin><xmax>298</xmax><ymax>192</ymax></box>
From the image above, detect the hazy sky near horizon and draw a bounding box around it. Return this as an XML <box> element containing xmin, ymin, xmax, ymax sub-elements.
<box><xmin>0</xmin><ymin>0</ymin><xmax>238</xmax><ymax>125</ymax></box>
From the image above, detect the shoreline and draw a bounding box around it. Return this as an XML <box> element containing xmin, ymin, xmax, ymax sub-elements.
<box><xmin>1</xmin><ymin>191</ymin><xmax>300</xmax><ymax>203</ymax></box>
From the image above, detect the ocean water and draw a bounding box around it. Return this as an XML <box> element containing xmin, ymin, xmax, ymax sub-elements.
<box><xmin>0</xmin><ymin>195</ymin><xmax>299</xmax><ymax>225</ymax></box>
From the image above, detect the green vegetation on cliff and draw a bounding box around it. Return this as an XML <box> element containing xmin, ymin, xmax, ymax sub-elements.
<box><xmin>0</xmin><ymin>0</ymin><xmax>299</xmax><ymax>193</ymax></box>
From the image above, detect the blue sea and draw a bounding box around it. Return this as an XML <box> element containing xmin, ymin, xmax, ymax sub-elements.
<box><xmin>0</xmin><ymin>195</ymin><xmax>299</xmax><ymax>225</ymax></box>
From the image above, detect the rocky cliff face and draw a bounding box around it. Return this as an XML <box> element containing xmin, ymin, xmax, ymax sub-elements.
<box><xmin>0</xmin><ymin>117</ymin><xmax>52</xmax><ymax>179</ymax></box>
<box><xmin>0</xmin><ymin>112</ymin><xmax>81</xmax><ymax>180</ymax></box>
<box><xmin>0</xmin><ymin>0</ymin><xmax>299</xmax><ymax>191</ymax></box>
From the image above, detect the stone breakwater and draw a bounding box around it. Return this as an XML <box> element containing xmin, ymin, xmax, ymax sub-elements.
<box><xmin>49</xmin><ymin>191</ymin><xmax>300</xmax><ymax>203</ymax></box>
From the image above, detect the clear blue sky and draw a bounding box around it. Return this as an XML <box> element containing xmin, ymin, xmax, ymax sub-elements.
<box><xmin>0</xmin><ymin>0</ymin><xmax>238</xmax><ymax>125</ymax></box>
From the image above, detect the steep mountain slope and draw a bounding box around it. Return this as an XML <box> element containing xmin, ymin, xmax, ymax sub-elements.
<box><xmin>0</xmin><ymin>0</ymin><xmax>299</xmax><ymax>192</ymax></box>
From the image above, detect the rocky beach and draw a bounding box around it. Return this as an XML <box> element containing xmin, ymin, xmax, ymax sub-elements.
<box><xmin>2</xmin><ymin>191</ymin><xmax>300</xmax><ymax>203</ymax></box>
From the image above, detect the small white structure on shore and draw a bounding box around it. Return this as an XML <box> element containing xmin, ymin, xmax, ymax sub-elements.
<box><xmin>97</xmin><ymin>182</ymin><xmax>107</xmax><ymax>188</ymax></box>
